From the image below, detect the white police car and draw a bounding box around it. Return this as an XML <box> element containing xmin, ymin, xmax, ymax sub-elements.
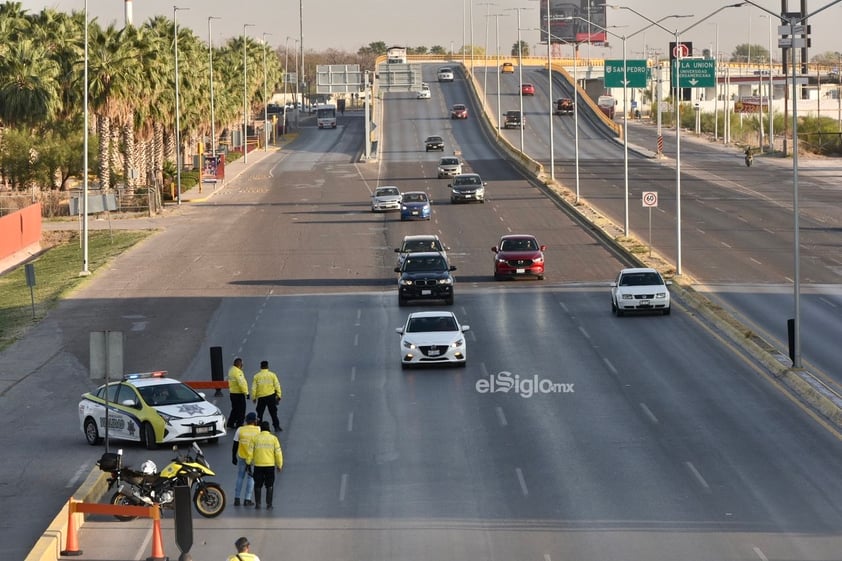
<box><xmin>79</xmin><ymin>371</ymin><xmax>226</xmax><ymax>449</ymax></box>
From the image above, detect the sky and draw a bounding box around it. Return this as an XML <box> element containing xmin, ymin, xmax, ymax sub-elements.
<box><xmin>15</xmin><ymin>0</ymin><xmax>842</xmax><ymax>62</ymax></box>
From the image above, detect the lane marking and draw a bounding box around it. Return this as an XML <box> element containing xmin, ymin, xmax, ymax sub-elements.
<box><xmin>639</xmin><ymin>402</ymin><xmax>659</xmax><ymax>424</ymax></box>
<box><xmin>819</xmin><ymin>297</ymin><xmax>837</xmax><ymax>309</ymax></box>
<box><xmin>347</xmin><ymin>411</ymin><xmax>354</xmax><ymax>432</ymax></box>
<box><xmin>354</xmin><ymin>333</ymin><xmax>359</xmax><ymax>347</ymax></box>
<box><xmin>603</xmin><ymin>357</ymin><xmax>618</xmax><ymax>376</ymax></box>
<box><xmin>515</xmin><ymin>467</ymin><xmax>529</xmax><ymax>496</ymax></box>
<box><xmin>495</xmin><ymin>406</ymin><xmax>508</xmax><ymax>427</ymax></box>
<box><xmin>350</xmin><ymin>366</ymin><xmax>356</xmax><ymax>382</ymax></box>
<box><xmin>66</xmin><ymin>463</ymin><xmax>89</xmax><ymax>488</ymax></box>
<box><xmin>339</xmin><ymin>473</ymin><xmax>348</xmax><ymax>502</ymax></box>
<box><xmin>355</xmin><ymin>309</ymin><xmax>362</xmax><ymax>326</ymax></box>
<box><xmin>578</xmin><ymin>326</ymin><xmax>590</xmax><ymax>340</ymax></box>
<box><xmin>558</xmin><ymin>301</ymin><xmax>569</xmax><ymax>313</ymax></box>
<box><xmin>684</xmin><ymin>461</ymin><xmax>711</xmax><ymax>493</ymax></box>
<box><xmin>753</xmin><ymin>546</ymin><xmax>769</xmax><ymax>561</ymax></box>
<box><xmin>720</xmin><ymin>241</ymin><xmax>732</xmax><ymax>248</ymax></box>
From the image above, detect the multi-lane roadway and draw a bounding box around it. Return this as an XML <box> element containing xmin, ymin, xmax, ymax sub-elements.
<box><xmin>5</xmin><ymin>62</ymin><xmax>842</xmax><ymax>561</ymax></box>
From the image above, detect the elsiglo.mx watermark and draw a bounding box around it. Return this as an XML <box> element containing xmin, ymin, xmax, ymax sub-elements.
<box><xmin>475</xmin><ymin>371</ymin><xmax>574</xmax><ymax>398</ymax></box>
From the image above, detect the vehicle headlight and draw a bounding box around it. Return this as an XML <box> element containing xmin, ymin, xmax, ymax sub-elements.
<box><xmin>533</xmin><ymin>255</ymin><xmax>543</xmax><ymax>263</ymax></box>
<box><xmin>400</xmin><ymin>279</ymin><xmax>414</xmax><ymax>285</ymax></box>
<box><xmin>438</xmin><ymin>277</ymin><xmax>453</xmax><ymax>285</ymax></box>
<box><xmin>451</xmin><ymin>339</ymin><xmax>464</xmax><ymax>347</ymax></box>
<box><xmin>496</xmin><ymin>258</ymin><xmax>507</xmax><ymax>264</ymax></box>
<box><xmin>621</xmin><ymin>293</ymin><xmax>634</xmax><ymax>300</ymax></box>
<box><xmin>403</xmin><ymin>340</ymin><xmax>416</xmax><ymax>349</ymax></box>
<box><xmin>157</xmin><ymin>411</ymin><xmax>181</xmax><ymax>423</ymax></box>
<box><xmin>656</xmin><ymin>292</ymin><xmax>666</xmax><ymax>298</ymax></box>
<box><xmin>401</xmin><ymin>205</ymin><xmax>408</xmax><ymax>210</ymax></box>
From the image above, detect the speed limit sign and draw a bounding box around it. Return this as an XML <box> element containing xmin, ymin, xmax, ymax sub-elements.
<box><xmin>642</xmin><ymin>191</ymin><xmax>658</xmax><ymax>207</ymax></box>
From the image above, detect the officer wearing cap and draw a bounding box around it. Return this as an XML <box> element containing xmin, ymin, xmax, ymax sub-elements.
<box><xmin>226</xmin><ymin>536</ymin><xmax>260</xmax><ymax>561</ymax></box>
<box><xmin>245</xmin><ymin>421</ymin><xmax>284</xmax><ymax>509</ymax></box>
<box><xmin>232</xmin><ymin>412</ymin><xmax>260</xmax><ymax>506</ymax></box>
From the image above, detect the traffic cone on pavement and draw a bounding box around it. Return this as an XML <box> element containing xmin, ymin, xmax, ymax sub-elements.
<box><xmin>60</xmin><ymin>498</ymin><xmax>83</xmax><ymax>556</ymax></box>
<box><xmin>146</xmin><ymin>508</ymin><xmax>166</xmax><ymax>561</ymax></box>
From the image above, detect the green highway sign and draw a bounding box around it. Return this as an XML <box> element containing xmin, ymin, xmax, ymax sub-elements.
<box><xmin>671</xmin><ymin>58</ymin><xmax>716</xmax><ymax>88</ymax></box>
<box><xmin>604</xmin><ymin>59</ymin><xmax>648</xmax><ymax>88</ymax></box>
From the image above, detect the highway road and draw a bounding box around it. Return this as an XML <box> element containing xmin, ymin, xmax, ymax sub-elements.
<box><xmin>5</xmin><ymin>64</ymin><xmax>842</xmax><ymax>561</ymax></box>
<box><xmin>479</xmin><ymin>62</ymin><xmax>842</xmax><ymax>391</ymax></box>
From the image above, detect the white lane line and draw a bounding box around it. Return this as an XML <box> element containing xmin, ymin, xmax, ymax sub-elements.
<box><xmin>66</xmin><ymin>463</ymin><xmax>90</xmax><ymax>488</ymax></box>
<box><xmin>354</xmin><ymin>333</ymin><xmax>359</xmax><ymax>347</ymax></box>
<box><xmin>578</xmin><ymin>326</ymin><xmax>590</xmax><ymax>340</ymax></box>
<box><xmin>339</xmin><ymin>473</ymin><xmax>349</xmax><ymax>502</ymax></box>
<box><xmin>752</xmin><ymin>546</ymin><xmax>769</xmax><ymax>561</ymax></box>
<box><xmin>347</xmin><ymin>411</ymin><xmax>354</xmax><ymax>432</ymax></box>
<box><xmin>639</xmin><ymin>402</ymin><xmax>659</xmax><ymax>424</ymax></box>
<box><xmin>495</xmin><ymin>406</ymin><xmax>508</xmax><ymax>427</ymax></box>
<box><xmin>544</xmin><ymin>555</ymin><xmax>553</xmax><ymax>561</ymax></box>
<box><xmin>350</xmin><ymin>366</ymin><xmax>356</xmax><ymax>382</ymax></box>
<box><xmin>558</xmin><ymin>301</ymin><xmax>569</xmax><ymax>313</ymax></box>
<box><xmin>696</xmin><ymin>228</ymin><xmax>706</xmax><ymax>235</ymax></box>
<box><xmin>684</xmin><ymin>461</ymin><xmax>711</xmax><ymax>493</ymax></box>
<box><xmin>763</xmin><ymin>228</ymin><xmax>775</xmax><ymax>234</ymax></box>
<box><xmin>738</xmin><ymin>216</ymin><xmax>749</xmax><ymax>223</ymax></box>
<box><xmin>720</xmin><ymin>241</ymin><xmax>732</xmax><ymax>248</ymax></box>
<box><xmin>515</xmin><ymin>467</ymin><xmax>529</xmax><ymax>496</ymax></box>
<box><xmin>355</xmin><ymin>309</ymin><xmax>362</xmax><ymax>326</ymax></box>
<box><xmin>480</xmin><ymin>362</ymin><xmax>489</xmax><ymax>378</ymax></box>
<box><xmin>819</xmin><ymin>297</ymin><xmax>837</xmax><ymax>309</ymax></box>
<box><xmin>750</xmin><ymin>257</ymin><xmax>762</xmax><ymax>265</ymax></box>
<box><xmin>603</xmin><ymin>357</ymin><xmax>618</xmax><ymax>376</ymax></box>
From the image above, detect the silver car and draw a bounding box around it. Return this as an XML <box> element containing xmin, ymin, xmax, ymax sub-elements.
<box><xmin>394</xmin><ymin>234</ymin><xmax>449</xmax><ymax>268</ymax></box>
<box><xmin>371</xmin><ymin>186</ymin><xmax>402</xmax><ymax>212</ymax></box>
<box><xmin>437</xmin><ymin>156</ymin><xmax>463</xmax><ymax>178</ymax></box>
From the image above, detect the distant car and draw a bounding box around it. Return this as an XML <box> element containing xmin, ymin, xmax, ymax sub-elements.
<box><xmin>425</xmin><ymin>135</ymin><xmax>444</xmax><ymax>152</ymax></box>
<box><xmin>79</xmin><ymin>371</ymin><xmax>226</xmax><ymax>449</ymax></box>
<box><xmin>610</xmin><ymin>267</ymin><xmax>671</xmax><ymax>316</ymax></box>
<box><xmin>394</xmin><ymin>252</ymin><xmax>456</xmax><ymax>306</ymax></box>
<box><xmin>371</xmin><ymin>185</ymin><xmax>402</xmax><ymax>212</ymax></box>
<box><xmin>491</xmin><ymin>234</ymin><xmax>546</xmax><ymax>280</ymax></box>
<box><xmin>554</xmin><ymin>97</ymin><xmax>574</xmax><ymax>115</ymax></box>
<box><xmin>450</xmin><ymin>104</ymin><xmax>468</xmax><ymax>119</ymax></box>
<box><xmin>395</xmin><ymin>234</ymin><xmax>449</xmax><ymax>268</ymax></box>
<box><xmin>417</xmin><ymin>87</ymin><xmax>431</xmax><ymax>99</ymax></box>
<box><xmin>400</xmin><ymin>191</ymin><xmax>432</xmax><ymax>221</ymax></box>
<box><xmin>437</xmin><ymin>67</ymin><xmax>455</xmax><ymax>82</ymax></box>
<box><xmin>503</xmin><ymin>110</ymin><xmax>523</xmax><ymax>129</ymax></box>
<box><xmin>437</xmin><ymin>156</ymin><xmax>463</xmax><ymax>178</ymax></box>
<box><xmin>521</xmin><ymin>83</ymin><xmax>535</xmax><ymax>96</ymax></box>
<box><xmin>396</xmin><ymin>311</ymin><xmax>469</xmax><ymax>368</ymax></box>
<box><xmin>449</xmin><ymin>173</ymin><xmax>486</xmax><ymax>204</ymax></box>
<box><xmin>501</xmin><ymin>62</ymin><xmax>515</xmax><ymax>74</ymax></box>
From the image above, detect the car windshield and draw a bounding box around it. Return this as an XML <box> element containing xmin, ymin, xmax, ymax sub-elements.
<box><xmin>407</xmin><ymin>315</ymin><xmax>458</xmax><ymax>333</ymax></box>
<box><xmin>402</xmin><ymin>239</ymin><xmax>442</xmax><ymax>252</ymax></box>
<box><xmin>453</xmin><ymin>105</ymin><xmax>465</xmax><ymax>110</ymax></box>
<box><xmin>427</xmin><ymin>137</ymin><xmax>442</xmax><ymax>142</ymax></box>
<box><xmin>456</xmin><ymin>176</ymin><xmax>481</xmax><ymax>186</ymax></box>
<box><xmin>377</xmin><ymin>187</ymin><xmax>400</xmax><ymax>197</ymax></box>
<box><xmin>139</xmin><ymin>382</ymin><xmax>203</xmax><ymax>406</ymax></box>
<box><xmin>500</xmin><ymin>238</ymin><xmax>537</xmax><ymax>251</ymax></box>
<box><xmin>402</xmin><ymin>193</ymin><xmax>428</xmax><ymax>203</ymax></box>
<box><xmin>403</xmin><ymin>256</ymin><xmax>447</xmax><ymax>272</ymax></box>
<box><xmin>440</xmin><ymin>158</ymin><xmax>459</xmax><ymax>166</ymax></box>
<box><xmin>620</xmin><ymin>272</ymin><xmax>663</xmax><ymax>286</ymax></box>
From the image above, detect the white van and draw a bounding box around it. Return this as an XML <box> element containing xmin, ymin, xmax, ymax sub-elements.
<box><xmin>437</xmin><ymin>67</ymin><xmax>454</xmax><ymax>82</ymax></box>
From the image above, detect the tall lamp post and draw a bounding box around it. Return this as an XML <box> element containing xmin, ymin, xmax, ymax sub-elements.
<box><xmin>243</xmin><ymin>23</ymin><xmax>255</xmax><ymax>163</ymax></box>
<box><xmin>173</xmin><ymin>6</ymin><xmax>189</xmax><ymax>205</ymax></box>
<box><xmin>81</xmin><ymin>0</ymin><xmax>90</xmax><ymax>275</ymax></box>
<box><xmin>609</xmin><ymin>3</ymin><xmax>745</xmax><ymax>276</ymax></box>
<box><xmin>478</xmin><ymin>2</ymin><xmax>496</xmax><ymax>99</ymax></box>
<box><xmin>564</xmin><ymin>14</ymin><xmax>691</xmax><ymax>237</ymax></box>
<box><xmin>507</xmin><ymin>7</ymin><xmax>533</xmax><ymax>151</ymax></box>
<box><xmin>208</xmin><ymin>16</ymin><xmax>221</xmax><ymax>158</ymax></box>
<box><xmin>490</xmin><ymin>13</ymin><xmax>509</xmax><ymax>138</ymax></box>
<box><xmin>263</xmin><ymin>32</ymin><xmax>272</xmax><ymax>151</ymax></box>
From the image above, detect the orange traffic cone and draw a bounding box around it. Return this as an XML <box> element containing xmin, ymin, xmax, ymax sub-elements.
<box><xmin>61</xmin><ymin>499</ymin><xmax>83</xmax><ymax>556</ymax></box>
<box><xmin>146</xmin><ymin>508</ymin><xmax>166</xmax><ymax>561</ymax></box>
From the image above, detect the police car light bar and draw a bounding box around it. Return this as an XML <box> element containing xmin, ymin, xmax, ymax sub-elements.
<box><xmin>123</xmin><ymin>370</ymin><xmax>168</xmax><ymax>380</ymax></box>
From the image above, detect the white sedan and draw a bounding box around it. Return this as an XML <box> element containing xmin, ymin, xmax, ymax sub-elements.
<box><xmin>417</xmin><ymin>88</ymin><xmax>431</xmax><ymax>99</ymax></box>
<box><xmin>610</xmin><ymin>267</ymin><xmax>671</xmax><ymax>316</ymax></box>
<box><xmin>396</xmin><ymin>311</ymin><xmax>469</xmax><ymax>369</ymax></box>
<box><xmin>371</xmin><ymin>185</ymin><xmax>402</xmax><ymax>212</ymax></box>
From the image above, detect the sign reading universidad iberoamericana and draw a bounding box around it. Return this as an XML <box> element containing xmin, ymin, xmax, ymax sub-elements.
<box><xmin>671</xmin><ymin>58</ymin><xmax>716</xmax><ymax>88</ymax></box>
<box><xmin>604</xmin><ymin>59</ymin><xmax>648</xmax><ymax>88</ymax></box>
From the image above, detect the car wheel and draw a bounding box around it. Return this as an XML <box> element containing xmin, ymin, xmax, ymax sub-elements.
<box><xmin>494</xmin><ymin>272</ymin><xmax>502</xmax><ymax>281</ymax></box>
<box><xmin>611</xmin><ymin>299</ymin><xmax>617</xmax><ymax>314</ymax></box>
<box><xmin>616</xmin><ymin>307</ymin><xmax>624</xmax><ymax>317</ymax></box>
<box><xmin>84</xmin><ymin>417</ymin><xmax>101</xmax><ymax>446</ymax></box>
<box><xmin>663</xmin><ymin>306</ymin><xmax>671</xmax><ymax>316</ymax></box>
<box><xmin>401</xmin><ymin>362</ymin><xmax>410</xmax><ymax>370</ymax></box>
<box><xmin>537</xmin><ymin>275</ymin><xmax>544</xmax><ymax>280</ymax></box>
<box><xmin>141</xmin><ymin>422</ymin><xmax>157</xmax><ymax>450</ymax></box>
<box><xmin>450</xmin><ymin>198</ymin><xmax>456</xmax><ymax>204</ymax></box>
<box><xmin>458</xmin><ymin>360</ymin><xmax>467</xmax><ymax>368</ymax></box>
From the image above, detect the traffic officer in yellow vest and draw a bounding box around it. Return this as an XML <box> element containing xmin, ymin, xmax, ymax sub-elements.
<box><xmin>245</xmin><ymin>421</ymin><xmax>283</xmax><ymax>509</ymax></box>
<box><xmin>227</xmin><ymin>357</ymin><xmax>249</xmax><ymax>429</ymax></box>
<box><xmin>226</xmin><ymin>536</ymin><xmax>260</xmax><ymax>561</ymax></box>
<box><xmin>231</xmin><ymin>412</ymin><xmax>260</xmax><ymax>506</ymax></box>
<box><xmin>251</xmin><ymin>360</ymin><xmax>282</xmax><ymax>432</ymax></box>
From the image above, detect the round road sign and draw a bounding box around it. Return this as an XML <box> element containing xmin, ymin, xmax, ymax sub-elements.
<box><xmin>642</xmin><ymin>191</ymin><xmax>658</xmax><ymax>207</ymax></box>
<box><xmin>672</xmin><ymin>44</ymin><xmax>690</xmax><ymax>58</ymax></box>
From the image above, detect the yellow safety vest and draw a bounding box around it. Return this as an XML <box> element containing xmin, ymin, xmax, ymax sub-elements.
<box><xmin>227</xmin><ymin>552</ymin><xmax>260</xmax><ymax>561</ymax></box>
<box><xmin>251</xmin><ymin>369</ymin><xmax>281</xmax><ymax>399</ymax></box>
<box><xmin>235</xmin><ymin>424</ymin><xmax>261</xmax><ymax>459</ymax></box>
<box><xmin>227</xmin><ymin>365</ymin><xmax>249</xmax><ymax>394</ymax></box>
<box><xmin>246</xmin><ymin>431</ymin><xmax>283</xmax><ymax>468</ymax></box>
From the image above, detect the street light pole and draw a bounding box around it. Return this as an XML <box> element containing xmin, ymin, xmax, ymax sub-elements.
<box><xmin>479</xmin><ymin>2</ymin><xmax>496</xmax><ymax>99</ymax></box>
<box><xmin>81</xmin><ymin>0</ymin><xmax>89</xmax><ymax>275</ymax></box>
<box><xmin>263</xmin><ymin>32</ymin><xmax>272</xmax><ymax>151</ymax></box>
<box><xmin>243</xmin><ymin>23</ymin><xmax>255</xmax><ymax>163</ymax></box>
<box><xmin>173</xmin><ymin>6</ymin><xmax>188</xmax><ymax>205</ymax></box>
<box><xmin>208</xmin><ymin>16</ymin><xmax>220</xmax><ymax>158</ymax></box>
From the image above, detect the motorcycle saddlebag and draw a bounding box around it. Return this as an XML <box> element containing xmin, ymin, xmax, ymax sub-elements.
<box><xmin>98</xmin><ymin>452</ymin><xmax>120</xmax><ymax>471</ymax></box>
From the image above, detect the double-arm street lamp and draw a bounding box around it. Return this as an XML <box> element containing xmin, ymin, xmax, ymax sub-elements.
<box><xmin>243</xmin><ymin>23</ymin><xmax>255</xmax><ymax>163</ymax></box>
<box><xmin>607</xmin><ymin>3</ymin><xmax>746</xmax><ymax>276</ymax></box>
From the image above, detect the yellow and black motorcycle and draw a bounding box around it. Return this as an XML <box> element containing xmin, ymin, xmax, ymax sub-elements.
<box><xmin>98</xmin><ymin>441</ymin><xmax>226</xmax><ymax>519</ymax></box>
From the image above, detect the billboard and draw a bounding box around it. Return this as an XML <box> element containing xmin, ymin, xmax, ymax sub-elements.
<box><xmin>539</xmin><ymin>1</ymin><xmax>607</xmax><ymax>44</ymax></box>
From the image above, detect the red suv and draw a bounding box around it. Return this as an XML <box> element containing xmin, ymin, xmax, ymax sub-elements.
<box><xmin>450</xmin><ymin>104</ymin><xmax>468</xmax><ymax>119</ymax></box>
<box><xmin>521</xmin><ymin>83</ymin><xmax>535</xmax><ymax>96</ymax></box>
<box><xmin>491</xmin><ymin>234</ymin><xmax>546</xmax><ymax>280</ymax></box>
